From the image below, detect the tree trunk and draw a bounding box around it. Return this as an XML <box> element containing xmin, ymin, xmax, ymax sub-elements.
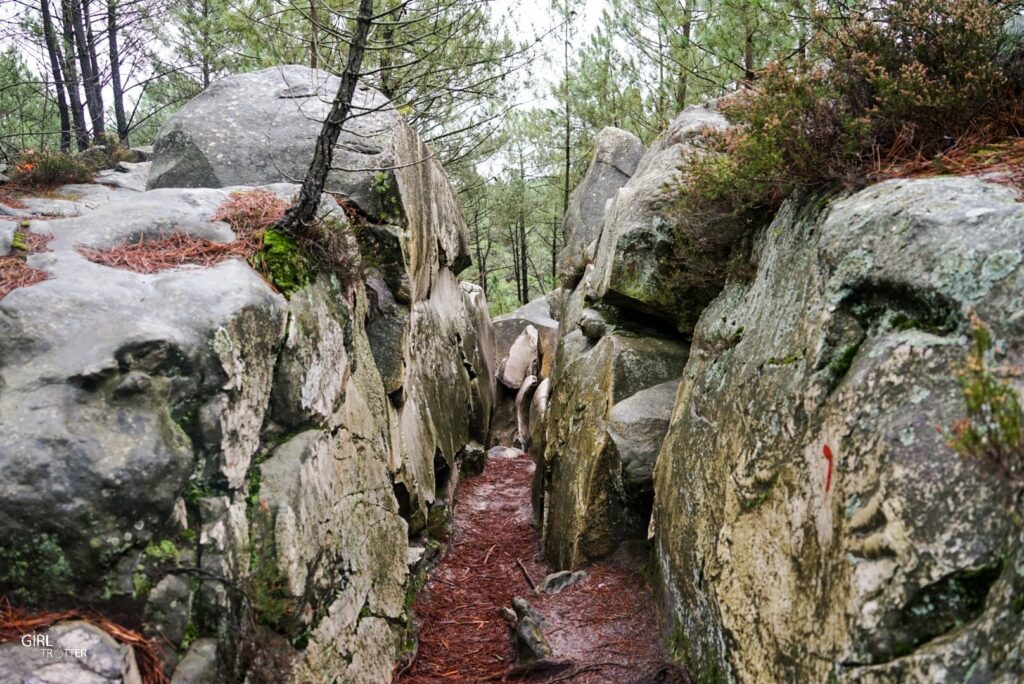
<box><xmin>562</xmin><ymin>14</ymin><xmax>571</xmax><ymax>220</ymax></box>
<box><xmin>310</xmin><ymin>0</ymin><xmax>319</xmax><ymax>69</ymax></box>
<box><xmin>675</xmin><ymin>0</ymin><xmax>693</xmax><ymax>110</ymax></box>
<box><xmin>276</xmin><ymin>0</ymin><xmax>376</xmax><ymax>239</ymax></box>
<box><xmin>743</xmin><ymin>8</ymin><xmax>756</xmax><ymax>84</ymax></box>
<box><xmin>60</xmin><ymin>0</ymin><xmax>90</xmax><ymax>150</ymax></box>
<box><xmin>69</xmin><ymin>0</ymin><xmax>104</xmax><ymax>139</ymax></box>
<box><xmin>107</xmin><ymin>0</ymin><xmax>129</xmax><ymax>141</ymax></box>
<box><xmin>41</xmin><ymin>0</ymin><xmax>72</xmax><ymax>151</ymax></box>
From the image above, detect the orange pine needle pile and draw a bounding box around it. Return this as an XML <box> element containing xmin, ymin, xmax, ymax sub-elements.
<box><xmin>77</xmin><ymin>190</ymin><xmax>289</xmax><ymax>275</ymax></box>
<box><xmin>0</xmin><ymin>231</ymin><xmax>52</xmax><ymax>300</ymax></box>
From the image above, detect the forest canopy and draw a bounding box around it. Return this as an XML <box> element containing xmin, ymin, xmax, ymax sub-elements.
<box><xmin>2</xmin><ymin>0</ymin><xmax>1022</xmax><ymax>314</ymax></box>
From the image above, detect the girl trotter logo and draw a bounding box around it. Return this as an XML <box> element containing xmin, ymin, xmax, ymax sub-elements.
<box><xmin>20</xmin><ymin>632</ymin><xmax>88</xmax><ymax>659</ymax></box>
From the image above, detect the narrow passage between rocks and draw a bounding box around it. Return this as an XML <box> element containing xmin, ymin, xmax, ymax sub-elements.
<box><xmin>398</xmin><ymin>447</ymin><xmax>690</xmax><ymax>684</ymax></box>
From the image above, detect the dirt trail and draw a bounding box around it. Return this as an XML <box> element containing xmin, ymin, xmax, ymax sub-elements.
<box><xmin>398</xmin><ymin>449</ymin><xmax>688</xmax><ymax>683</ymax></box>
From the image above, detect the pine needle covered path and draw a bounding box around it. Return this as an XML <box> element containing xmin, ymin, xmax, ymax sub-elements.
<box><xmin>398</xmin><ymin>449</ymin><xmax>689</xmax><ymax>683</ymax></box>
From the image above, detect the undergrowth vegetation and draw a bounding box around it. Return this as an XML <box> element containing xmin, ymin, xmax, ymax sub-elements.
<box><xmin>948</xmin><ymin>313</ymin><xmax>1024</xmax><ymax>523</ymax></box>
<box><xmin>10</xmin><ymin>148</ymin><xmax>92</xmax><ymax>187</ymax></box>
<box><xmin>682</xmin><ymin>0</ymin><xmax>1024</xmax><ymax>234</ymax></box>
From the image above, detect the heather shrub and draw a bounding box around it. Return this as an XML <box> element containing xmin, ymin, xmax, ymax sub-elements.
<box><xmin>11</xmin><ymin>148</ymin><xmax>92</xmax><ymax>187</ymax></box>
<box><xmin>684</xmin><ymin>0</ymin><xmax>1023</xmax><ymax>226</ymax></box>
<box><xmin>948</xmin><ymin>313</ymin><xmax>1024</xmax><ymax>523</ymax></box>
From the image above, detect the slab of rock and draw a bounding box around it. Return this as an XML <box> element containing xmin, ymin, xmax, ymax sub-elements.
<box><xmin>511</xmin><ymin>597</ymin><xmax>553</xmax><ymax>664</ymax></box>
<box><xmin>591</xmin><ymin>105</ymin><xmax>731</xmax><ymax>333</ymax></box>
<box><xmin>515</xmin><ymin>374</ymin><xmax>540</xmax><ymax>448</ymax></box>
<box><xmin>653</xmin><ymin>177</ymin><xmax>1024</xmax><ymax>683</ymax></box>
<box><xmin>149</xmin><ymin>66</ymin><xmax>398</xmax><ymax>218</ymax></box>
<box><xmin>606</xmin><ymin>379</ymin><xmax>679</xmax><ymax>497</ymax></box>
<box><xmin>170</xmin><ymin>639</ymin><xmax>217</xmax><ymax>684</ymax></box>
<box><xmin>0</xmin><ymin>621</ymin><xmax>141</xmax><ymax>684</ymax></box>
<box><xmin>501</xmin><ymin>324</ymin><xmax>539</xmax><ymax>389</ymax></box>
<box><xmin>0</xmin><ymin>221</ymin><xmax>13</xmax><ymax>255</ymax></box>
<box><xmin>560</xmin><ymin>126</ymin><xmax>644</xmax><ymax>285</ymax></box>
<box><xmin>493</xmin><ymin>296</ymin><xmax>559</xmax><ymax>377</ymax></box>
<box><xmin>528</xmin><ymin>378</ymin><xmax>551</xmax><ymax>457</ymax></box>
<box><xmin>538</xmin><ymin>331</ymin><xmax>688</xmax><ymax>568</ymax></box>
<box><xmin>536</xmin><ymin>570</ymin><xmax>587</xmax><ymax>595</ymax></box>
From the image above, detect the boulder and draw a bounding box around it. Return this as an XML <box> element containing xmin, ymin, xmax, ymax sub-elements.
<box><xmin>528</xmin><ymin>378</ymin><xmax>551</xmax><ymax>456</ymax></box>
<box><xmin>606</xmin><ymin>379</ymin><xmax>679</xmax><ymax>498</ymax></box>
<box><xmin>560</xmin><ymin>127</ymin><xmax>644</xmax><ymax>285</ymax></box>
<box><xmin>538</xmin><ymin>330</ymin><xmax>689</xmax><ymax>568</ymax></box>
<box><xmin>652</xmin><ymin>177</ymin><xmax>1024</xmax><ymax>683</ymax></box>
<box><xmin>148</xmin><ymin>66</ymin><xmax>399</xmax><ymax>219</ymax></box>
<box><xmin>515</xmin><ymin>374</ymin><xmax>540</xmax><ymax>448</ymax></box>
<box><xmin>511</xmin><ymin>597</ymin><xmax>553</xmax><ymax>664</ymax></box>
<box><xmin>591</xmin><ymin>105</ymin><xmax>730</xmax><ymax>333</ymax></box>
<box><xmin>493</xmin><ymin>296</ymin><xmax>559</xmax><ymax>378</ymax></box>
<box><xmin>501</xmin><ymin>325</ymin><xmax>539</xmax><ymax>389</ymax></box>
<box><xmin>0</xmin><ymin>621</ymin><xmax>141</xmax><ymax>684</ymax></box>
<box><xmin>171</xmin><ymin>639</ymin><xmax>218</xmax><ymax>684</ymax></box>
<box><xmin>0</xmin><ymin>73</ymin><xmax>494</xmax><ymax>684</ymax></box>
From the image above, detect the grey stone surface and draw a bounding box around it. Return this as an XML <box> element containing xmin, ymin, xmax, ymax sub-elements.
<box><xmin>591</xmin><ymin>104</ymin><xmax>730</xmax><ymax>333</ymax></box>
<box><xmin>560</xmin><ymin>126</ymin><xmax>644</xmax><ymax>285</ymax></box>
<box><xmin>501</xmin><ymin>325</ymin><xmax>539</xmax><ymax>390</ymax></box>
<box><xmin>0</xmin><ymin>621</ymin><xmax>141</xmax><ymax>684</ymax></box>
<box><xmin>0</xmin><ymin>221</ymin><xmax>13</xmax><ymax>255</ymax></box>
<box><xmin>95</xmin><ymin>161</ymin><xmax>151</xmax><ymax>192</ymax></box>
<box><xmin>652</xmin><ymin>177</ymin><xmax>1024</xmax><ymax>683</ymax></box>
<box><xmin>512</xmin><ymin>596</ymin><xmax>553</xmax><ymax>664</ymax></box>
<box><xmin>171</xmin><ymin>638</ymin><xmax>217</xmax><ymax>684</ymax></box>
<box><xmin>606</xmin><ymin>379</ymin><xmax>679</xmax><ymax>496</ymax></box>
<box><xmin>149</xmin><ymin>66</ymin><xmax>400</xmax><ymax>219</ymax></box>
<box><xmin>493</xmin><ymin>296</ymin><xmax>559</xmax><ymax>376</ymax></box>
<box><xmin>537</xmin><ymin>570</ymin><xmax>587</xmax><ymax>595</ymax></box>
<box><xmin>538</xmin><ymin>331</ymin><xmax>688</xmax><ymax>568</ymax></box>
<box><xmin>515</xmin><ymin>374</ymin><xmax>540</xmax><ymax>449</ymax></box>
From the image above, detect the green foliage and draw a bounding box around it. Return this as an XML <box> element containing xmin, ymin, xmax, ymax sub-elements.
<box><xmin>948</xmin><ymin>313</ymin><xmax>1024</xmax><ymax>521</ymax></box>
<box><xmin>0</xmin><ymin>534</ymin><xmax>74</xmax><ymax>603</ymax></box>
<box><xmin>245</xmin><ymin>507</ymin><xmax>297</xmax><ymax>633</ymax></box>
<box><xmin>254</xmin><ymin>229</ymin><xmax>313</xmax><ymax>296</ymax></box>
<box><xmin>686</xmin><ymin>0</ymin><xmax>1021</xmax><ymax>222</ymax></box>
<box><xmin>10</xmin><ymin>148</ymin><xmax>92</xmax><ymax>187</ymax></box>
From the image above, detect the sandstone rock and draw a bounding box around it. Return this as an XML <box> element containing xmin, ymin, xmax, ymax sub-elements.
<box><xmin>148</xmin><ymin>66</ymin><xmax>399</xmax><ymax>219</ymax></box>
<box><xmin>512</xmin><ymin>597</ymin><xmax>553</xmax><ymax>664</ymax></box>
<box><xmin>652</xmin><ymin>177</ymin><xmax>1024</xmax><ymax>683</ymax></box>
<box><xmin>501</xmin><ymin>325</ymin><xmax>539</xmax><ymax>389</ymax></box>
<box><xmin>539</xmin><ymin>331</ymin><xmax>688</xmax><ymax>568</ymax></box>
<box><xmin>606</xmin><ymin>379</ymin><xmax>679</xmax><ymax>497</ymax></box>
<box><xmin>493</xmin><ymin>296</ymin><xmax>559</xmax><ymax>377</ymax></box>
<box><xmin>528</xmin><ymin>378</ymin><xmax>551</xmax><ymax>457</ymax></box>
<box><xmin>536</xmin><ymin>570</ymin><xmax>587</xmax><ymax>595</ymax></box>
<box><xmin>560</xmin><ymin>127</ymin><xmax>644</xmax><ymax>286</ymax></box>
<box><xmin>171</xmin><ymin>639</ymin><xmax>218</xmax><ymax>684</ymax></box>
<box><xmin>591</xmin><ymin>105</ymin><xmax>730</xmax><ymax>333</ymax></box>
<box><xmin>0</xmin><ymin>621</ymin><xmax>141</xmax><ymax>684</ymax></box>
<box><xmin>0</xmin><ymin>222</ymin><xmax>13</xmax><ymax>255</ymax></box>
<box><xmin>95</xmin><ymin>161</ymin><xmax>151</xmax><ymax>192</ymax></box>
<box><xmin>515</xmin><ymin>375</ymin><xmax>540</xmax><ymax>448</ymax></box>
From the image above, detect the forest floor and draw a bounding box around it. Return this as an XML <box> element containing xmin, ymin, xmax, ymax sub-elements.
<box><xmin>397</xmin><ymin>448</ymin><xmax>690</xmax><ymax>684</ymax></box>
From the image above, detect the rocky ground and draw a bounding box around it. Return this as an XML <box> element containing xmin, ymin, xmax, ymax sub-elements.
<box><xmin>400</xmin><ymin>446</ymin><xmax>687</xmax><ymax>684</ymax></box>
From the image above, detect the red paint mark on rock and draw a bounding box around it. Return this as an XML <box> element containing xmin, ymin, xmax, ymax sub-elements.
<box><xmin>822</xmin><ymin>444</ymin><xmax>834</xmax><ymax>493</ymax></box>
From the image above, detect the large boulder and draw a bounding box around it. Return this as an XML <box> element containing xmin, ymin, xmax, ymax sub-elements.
<box><xmin>560</xmin><ymin>127</ymin><xmax>644</xmax><ymax>285</ymax></box>
<box><xmin>493</xmin><ymin>296</ymin><xmax>559</xmax><ymax>377</ymax></box>
<box><xmin>149</xmin><ymin>66</ymin><xmax>397</xmax><ymax>219</ymax></box>
<box><xmin>591</xmin><ymin>105</ymin><xmax>730</xmax><ymax>333</ymax></box>
<box><xmin>652</xmin><ymin>177</ymin><xmax>1024</xmax><ymax>683</ymax></box>
<box><xmin>538</xmin><ymin>330</ymin><xmax>688</xmax><ymax>568</ymax></box>
<box><xmin>1</xmin><ymin>72</ymin><xmax>494</xmax><ymax>684</ymax></box>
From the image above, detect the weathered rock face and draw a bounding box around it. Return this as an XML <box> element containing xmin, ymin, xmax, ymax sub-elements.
<box><xmin>652</xmin><ymin>177</ymin><xmax>1024</xmax><ymax>683</ymax></box>
<box><xmin>149</xmin><ymin>66</ymin><xmax>398</xmax><ymax>220</ymax></box>
<box><xmin>560</xmin><ymin>127</ymin><xmax>644</xmax><ymax>286</ymax></box>
<box><xmin>493</xmin><ymin>296</ymin><xmax>559</xmax><ymax>375</ymax></box>
<box><xmin>539</xmin><ymin>331</ymin><xmax>688</xmax><ymax>569</ymax></box>
<box><xmin>591</xmin><ymin>105</ymin><xmax>729</xmax><ymax>333</ymax></box>
<box><xmin>0</xmin><ymin>74</ymin><xmax>494</xmax><ymax>684</ymax></box>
